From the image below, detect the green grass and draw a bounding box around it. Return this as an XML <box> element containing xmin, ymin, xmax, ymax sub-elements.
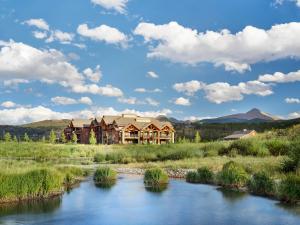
<box><xmin>248</xmin><ymin>171</ymin><xmax>275</xmax><ymax>196</ymax></box>
<box><xmin>93</xmin><ymin>167</ymin><xmax>117</xmax><ymax>185</ymax></box>
<box><xmin>279</xmin><ymin>174</ymin><xmax>300</xmax><ymax>203</ymax></box>
<box><xmin>0</xmin><ymin>169</ymin><xmax>63</xmax><ymax>203</ymax></box>
<box><xmin>144</xmin><ymin>168</ymin><xmax>169</xmax><ymax>187</ymax></box>
<box><xmin>0</xmin><ymin>159</ymin><xmax>89</xmax><ymax>203</ymax></box>
<box><xmin>217</xmin><ymin>161</ymin><xmax>249</xmax><ymax>188</ymax></box>
<box><xmin>186</xmin><ymin>167</ymin><xmax>214</xmax><ymax>184</ymax></box>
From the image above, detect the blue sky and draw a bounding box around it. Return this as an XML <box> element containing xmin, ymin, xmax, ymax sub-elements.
<box><xmin>0</xmin><ymin>0</ymin><xmax>300</xmax><ymax>124</ymax></box>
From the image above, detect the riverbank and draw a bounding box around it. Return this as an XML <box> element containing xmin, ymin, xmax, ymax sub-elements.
<box><xmin>0</xmin><ymin>165</ymin><xmax>90</xmax><ymax>204</ymax></box>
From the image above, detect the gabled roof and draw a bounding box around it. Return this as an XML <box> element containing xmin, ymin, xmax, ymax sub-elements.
<box><xmin>224</xmin><ymin>130</ymin><xmax>256</xmax><ymax>139</ymax></box>
<box><xmin>91</xmin><ymin>114</ymin><xmax>175</xmax><ymax>132</ymax></box>
<box><xmin>71</xmin><ymin>119</ymin><xmax>92</xmax><ymax>128</ymax></box>
<box><xmin>101</xmin><ymin>116</ymin><xmax>121</xmax><ymax>125</ymax></box>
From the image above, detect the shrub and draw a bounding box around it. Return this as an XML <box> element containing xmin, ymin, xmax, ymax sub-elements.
<box><xmin>186</xmin><ymin>171</ymin><xmax>199</xmax><ymax>183</ymax></box>
<box><xmin>49</xmin><ymin>130</ymin><xmax>56</xmax><ymax>144</ymax></box>
<box><xmin>266</xmin><ymin>140</ymin><xmax>289</xmax><ymax>156</ymax></box>
<box><xmin>218</xmin><ymin>146</ymin><xmax>230</xmax><ymax>156</ymax></box>
<box><xmin>229</xmin><ymin>140</ymin><xmax>258</xmax><ymax>156</ymax></box>
<box><xmin>105</xmin><ymin>152</ymin><xmax>129</xmax><ymax>164</ymax></box>
<box><xmin>94</xmin><ymin>153</ymin><xmax>106</xmax><ymax>163</ymax></box>
<box><xmin>0</xmin><ymin>169</ymin><xmax>64</xmax><ymax>202</ymax></box>
<box><xmin>187</xmin><ymin>167</ymin><xmax>214</xmax><ymax>184</ymax></box>
<box><xmin>248</xmin><ymin>171</ymin><xmax>275</xmax><ymax>196</ymax></box>
<box><xmin>93</xmin><ymin>167</ymin><xmax>117</xmax><ymax>184</ymax></box>
<box><xmin>89</xmin><ymin>130</ymin><xmax>97</xmax><ymax>145</ymax></box>
<box><xmin>281</xmin><ymin>141</ymin><xmax>300</xmax><ymax>173</ymax></box>
<box><xmin>197</xmin><ymin>167</ymin><xmax>214</xmax><ymax>183</ymax></box>
<box><xmin>217</xmin><ymin>161</ymin><xmax>249</xmax><ymax>188</ymax></box>
<box><xmin>228</xmin><ymin>148</ymin><xmax>238</xmax><ymax>158</ymax></box>
<box><xmin>160</xmin><ymin>150</ymin><xmax>195</xmax><ymax>161</ymax></box>
<box><xmin>144</xmin><ymin>168</ymin><xmax>169</xmax><ymax>186</ymax></box>
<box><xmin>279</xmin><ymin>174</ymin><xmax>300</xmax><ymax>203</ymax></box>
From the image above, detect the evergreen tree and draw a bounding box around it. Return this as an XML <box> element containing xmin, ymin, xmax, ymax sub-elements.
<box><xmin>89</xmin><ymin>130</ymin><xmax>97</xmax><ymax>145</ymax></box>
<box><xmin>177</xmin><ymin>137</ymin><xmax>182</xmax><ymax>144</ymax></box>
<box><xmin>72</xmin><ymin>132</ymin><xmax>78</xmax><ymax>144</ymax></box>
<box><xmin>61</xmin><ymin>132</ymin><xmax>67</xmax><ymax>143</ymax></box>
<box><xmin>49</xmin><ymin>129</ymin><xmax>56</xmax><ymax>144</ymax></box>
<box><xmin>13</xmin><ymin>135</ymin><xmax>18</xmax><ymax>142</ymax></box>
<box><xmin>4</xmin><ymin>132</ymin><xmax>11</xmax><ymax>142</ymax></box>
<box><xmin>194</xmin><ymin>131</ymin><xmax>201</xmax><ymax>143</ymax></box>
<box><xmin>23</xmin><ymin>133</ymin><xmax>30</xmax><ymax>142</ymax></box>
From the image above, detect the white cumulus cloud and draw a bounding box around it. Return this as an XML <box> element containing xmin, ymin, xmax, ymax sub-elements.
<box><xmin>51</xmin><ymin>96</ymin><xmax>93</xmax><ymax>106</ymax></box>
<box><xmin>23</xmin><ymin>18</ymin><xmax>49</xmax><ymax>31</ymax></box>
<box><xmin>134</xmin><ymin>21</ymin><xmax>300</xmax><ymax>73</ymax></box>
<box><xmin>0</xmin><ymin>106</ymin><xmax>172</xmax><ymax>125</ymax></box>
<box><xmin>1</xmin><ymin>101</ymin><xmax>16</xmax><ymax>108</ymax></box>
<box><xmin>173</xmin><ymin>80</ymin><xmax>204</xmax><ymax>96</ymax></box>
<box><xmin>46</xmin><ymin>30</ymin><xmax>74</xmax><ymax>44</ymax></box>
<box><xmin>173</xmin><ymin>80</ymin><xmax>273</xmax><ymax>104</ymax></box>
<box><xmin>285</xmin><ymin>98</ymin><xmax>300</xmax><ymax>104</ymax></box>
<box><xmin>83</xmin><ymin>65</ymin><xmax>102</xmax><ymax>83</ymax></box>
<box><xmin>91</xmin><ymin>0</ymin><xmax>128</xmax><ymax>14</ymax></box>
<box><xmin>147</xmin><ymin>71</ymin><xmax>159</xmax><ymax>79</ymax></box>
<box><xmin>77</xmin><ymin>24</ymin><xmax>128</xmax><ymax>47</ymax></box>
<box><xmin>174</xmin><ymin>97</ymin><xmax>191</xmax><ymax>106</ymax></box>
<box><xmin>134</xmin><ymin>88</ymin><xmax>162</xmax><ymax>93</ymax></box>
<box><xmin>259</xmin><ymin>70</ymin><xmax>300</xmax><ymax>83</ymax></box>
<box><xmin>0</xmin><ymin>40</ymin><xmax>123</xmax><ymax>98</ymax></box>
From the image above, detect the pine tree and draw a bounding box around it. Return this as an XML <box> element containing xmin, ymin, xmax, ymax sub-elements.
<box><xmin>49</xmin><ymin>129</ymin><xmax>56</xmax><ymax>144</ymax></box>
<box><xmin>13</xmin><ymin>135</ymin><xmax>18</xmax><ymax>142</ymax></box>
<box><xmin>89</xmin><ymin>130</ymin><xmax>97</xmax><ymax>145</ymax></box>
<box><xmin>4</xmin><ymin>132</ymin><xmax>11</xmax><ymax>142</ymax></box>
<box><xmin>194</xmin><ymin>131</ymin><xmax>201</xmax><ymax>143</ymax></box>
<box><xmin>72</xmin><ymin>132</ymin><xmax>78</xmax><ymax>144</ymax></box>
<box><xmin>61</xmin><ymin>132</ymin><xmax>67</xmax><ymax>143</ymax></box>
<box><xmin>177</xmin><ymin>137</ymin><xmax>182</xmax><ymax>144</ymax></box>
<box><xmin>23</xmin><ymin>133</ymin><xmax>30</xmax><ymax>142</ymax></box>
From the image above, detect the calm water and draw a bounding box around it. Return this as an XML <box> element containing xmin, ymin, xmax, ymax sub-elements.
<box><xmin>0</xmin><ymin>175</ymin><xmax>299</xmax><ymax>225</ymax></box>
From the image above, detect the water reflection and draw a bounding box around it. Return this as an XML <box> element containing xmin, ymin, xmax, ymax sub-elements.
<box><xmin>145</xmin><ymin>184</ymin><xmax>168</xmax><ymax>193</ymax></box>
<box><xmin>94</xmin><ymin>180</ymin><xmax>116</xmax><ymax>189</ymax></box>
<box><xmin>0</xmin><ymin>197</ymin><xmax>61</xmax><ymax>217</ymax></box>
<box><xmin>277</xmin><ymin>203</ymin><xmax>300</xmax><ymax>216</ymax></box>
<box><xmin>0</xmin><ymin>176</ymin><xmax>299</xmax><ymax>225</ymax></box>
<box><xmin>217</xmin><ymin>187</ymin><xmax>248</xmax><ymax>203</ymax></box>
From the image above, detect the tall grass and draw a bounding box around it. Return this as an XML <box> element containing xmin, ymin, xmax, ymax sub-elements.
<box><xmin>144</xmin><ymin>168</ymin><xmax>169</xmax><ymax>187</ymax></box>
<box><xmin>186</xmin><ymin>167</ymin><xmax>214</xmax><ymax>184</ymax></box>
<box><xmin>217</xmin><ymin>161</ymin><xmax>249</xmax><ymax>188</ymax></box>
<box><xmin>248</xmin><ymin>171</ymin><xmax>275</xmax><ymax>196</ymax></box>
<box><xmin>279</xmin><ymin>174</ymin><xmax>300</xmax><ymax>203</ymax></box>
<box><xmin>93</xmin><ymin>167</ymin><xmax>117</xmax><ymax>185</ymax></box>
<box><xmin>0</xmin><ymin>169</ymin><xmax>63</xmax><ymax>203</ymax></box>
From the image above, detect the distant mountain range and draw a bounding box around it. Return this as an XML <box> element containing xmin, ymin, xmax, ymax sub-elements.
<box><xmin>0</xmin><ymin>108</ymin><xmax>299</xmax><ymax>141</ymax></box>
<box><xmin>157</xmin><ymin>108</ymin><xmax>280</xmax><ymax>124</ymax></box>
<box><xmin>199</xmin><ymin>108</ymin><xmax>279</xmax><ymax>124</ymax></box>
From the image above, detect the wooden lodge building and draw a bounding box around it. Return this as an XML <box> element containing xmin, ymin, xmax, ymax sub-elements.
<box><xmin>64</xmin><ymin>114</ymin><xmax>175</xmax><ymax>145</ymax></box>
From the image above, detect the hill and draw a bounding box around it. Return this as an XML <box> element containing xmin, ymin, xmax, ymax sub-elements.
<box><xmin>22</xmin><ymin>119</ymin><xmax>71</xmax><ymax>129</ymax></box>
<box><xmin>200</xmin><ymin>108</ymin><xmax>277</xmax><ymax>124</ymax></box>
<box><xmin>0</xmin><ymin>109</ymin><xmax>299</xmax><ymax>141</ymax></box>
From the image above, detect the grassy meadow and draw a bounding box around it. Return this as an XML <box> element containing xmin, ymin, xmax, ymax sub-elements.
<box><xmin>0</xmin><ymin>124</ymin><xmax>299</xmax><ymax>203</ymax></box>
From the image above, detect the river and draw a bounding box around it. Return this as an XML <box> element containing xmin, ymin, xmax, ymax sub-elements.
<box><xmin>0</xmin><ymin>175</ymin><xmax>299</xmax><ymax>225</ymax></box>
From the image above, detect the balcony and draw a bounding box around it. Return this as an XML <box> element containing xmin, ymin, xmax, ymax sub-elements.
<box><xmin>125</xmin><ymin>133</ymin><xmax>139</xmax><ymax>138</ymax></box>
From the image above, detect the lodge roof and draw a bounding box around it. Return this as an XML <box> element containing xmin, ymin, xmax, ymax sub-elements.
<box><xmin>71</xmin><ymin>119</ymin><xmax>92</xmax><ymax>128</ymax></box>
<box><xmin>224</xmin><ymin>129</ymin><xmax>256</xmax><ymax>140</ymax></box>
<box><xmin>70</xmin><ymin>114</ymin><xmax>175</xmax><ymax>131</ymax></box>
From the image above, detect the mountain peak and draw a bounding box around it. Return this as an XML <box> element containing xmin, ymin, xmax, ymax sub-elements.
<box><xmin>202</xmin><ymin>108</ymin><xmax>276</xmax><ymax>123</ymax></box>
<box><xmin>247</xmin><ymin>108</ymin><xmax>261</xmax><ymax>114</ymax></box>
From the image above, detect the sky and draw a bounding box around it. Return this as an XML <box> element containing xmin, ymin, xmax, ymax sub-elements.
<box><xmin>0</xmin><ymin>0</ymin><xmax>300</xmax><ymax>125</ymax></box>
